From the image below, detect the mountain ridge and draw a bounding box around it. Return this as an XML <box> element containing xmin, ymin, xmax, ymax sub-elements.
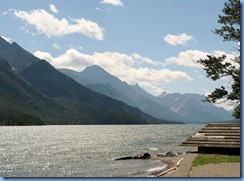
<box><xmin>0</xmin><ymin>37</ymin><xmax>179</xmax><ymax>125</ymax></box>
<box><xmin>60</xmin><ymin>65</ymin><xmax>184</xmax><ymax>122</ymax></box>
<box><xmin>61</xmin><ymin>65</ymin><xmax>234</xmax><ymax>123</ymax></box>
<box><xmin>0</xmin><ymin>36</ymin><xmax>233</xmax><ymax>124</ymax></box>
<box><xmin>0</xmin><ymin>58</ymin><xmax>169</xmax><ymax>125</ymax></box>
<box><xmin>157</xmin><ymin>92</ymin><xmax>233</xmax><ymax>123</ymax></box>
<box><xmin>0</xmin><ymin>36</ymin><xmax>39</xmax><ymax>72</ymax></box>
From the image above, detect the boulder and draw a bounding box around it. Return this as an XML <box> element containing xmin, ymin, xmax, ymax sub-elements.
<box><xmin>114</xmin><ymin>156</ymin><xmax>133</xmax><ymax>160</ymax></box>
<box><xmin>115</xmin><ymin>153</ymin><xmax>151</xmax><ymax>160</ymax></box>
<box><xmin>133</xmin><ymin>153</ymin><xmax>151</xmax><ymax>159</ymax></box>
<box><xmin>163</xmin><ymin>151</ymin><xmax>178</xmax><ymax>157</ymax></box>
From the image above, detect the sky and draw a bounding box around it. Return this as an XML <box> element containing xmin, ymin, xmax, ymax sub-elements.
<box><xmin>0</xmin><ymin>0</ymin><xmax>239</xmax><ymax>98</ymax></box>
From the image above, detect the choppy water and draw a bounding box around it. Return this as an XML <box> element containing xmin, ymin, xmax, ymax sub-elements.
<box><xmin>0</xmin><ymin>124</ymin><xmax>204</xmax><ymax>177</ymax></box>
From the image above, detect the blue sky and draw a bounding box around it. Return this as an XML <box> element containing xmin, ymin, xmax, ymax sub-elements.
<box><xmin>0</xmin><ymin>0</ymin><xmax>239</xmax><ymax>98</ymax></box>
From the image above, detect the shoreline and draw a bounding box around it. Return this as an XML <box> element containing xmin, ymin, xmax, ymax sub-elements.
<box><xmin>148</xmin><ymin>152</ymin><xmax>240</xmax><ymax>177</ymax></box>
<box><xmin>149</xmin><ymin>154</ymin><xmax>187</xmax><ymax>177</ymax></box>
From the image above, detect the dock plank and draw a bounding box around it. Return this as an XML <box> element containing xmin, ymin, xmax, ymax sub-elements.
<box><xmin>180</xmin><ymin>123</ymin><xmax>240</xmax><ymax>153</ymax></box>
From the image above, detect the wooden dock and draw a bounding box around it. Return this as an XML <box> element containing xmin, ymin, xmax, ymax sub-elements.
<box><xmin>180</xmin><ymin>123</ymin><xmax>240</xmax><ymax>155</ymax></box>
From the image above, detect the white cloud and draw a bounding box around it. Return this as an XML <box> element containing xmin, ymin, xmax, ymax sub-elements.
<box><xmin>164</xmin><ymin>33</ymin><xmax>194</xmax><ymax>46</ymax></box>
<box><xmin>19</xmin><ymin>26</ymin><xmax>38</xmax><ymax>36</ymax></box>
<box><xmin>166</xmin><ymin>50</ymin><xmax>238</xmax><ymax>68</ymax></box>
<box><xmin>13</xmin><ymin>9</ymin><xmax>104</xmax><ymax>40</ymax></box>
<box><xmin>1</xmin><ymin>35</ymin><xmax>11</xmax><ymax>43</ymax></box>
<box><xmin>166</xmin><ymin>50</ymin><xmax>207</xmax><ymax>68</ymax></box>
<box><xmin>204</xmin><ymin>90</ymin><xmax>235</xmax><ymax>111</ymax></box>
<box><xmin>138</xmin><ymin>82</ymin><xmax>165</xmax><ymax>96</ymax></box>
<box><xmin>100</xmin><ymin>0</ymin><xmax>124</xmax><ymax>6</ymax></box>
<box><xmin>34</xmin><ymin>51</ymin><xmax>53</xmax><ymax>61</ymax></box>
<box><xmin>212</xmin><ymin>50</ymin><xmax>239</xmax><ymax>67</ymax></box>
<box><xmin>53</xmin><ymin>43</ymin><xmax>60</xmax><ymax>49</ymax></box>
<box><xmin>95</xmin><ymin>7</ymin><xmax>102</xmax><ymax>11</ymax></box>
<box><xmin>132</xmin><ymin>53</ymin><xmax>165</xmax><ymax>67</ymax></box>
<box><xmin>49</xmin><ymin>4</ymin><xmax>59</xmax><ymax>14</ymax></box>
<box><xmin>34</xmin><ymin>49</ymin><xmax>192</xmax><ymax>95</ymax></box>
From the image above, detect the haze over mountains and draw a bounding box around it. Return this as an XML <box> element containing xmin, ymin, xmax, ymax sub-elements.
<box><xmin>60</xmin><ymin>65</ymin><xmax>234</xmax><ymax>124</ymax></box>
<box><xmin>0</xmin><ymin>36</ymin><xmax>178</xmax><ymax>125</ymax></box>
<box><xmin>0</xmin><ymin>36</ymin><xmax>235</xmax><ymax>125</ymax></box>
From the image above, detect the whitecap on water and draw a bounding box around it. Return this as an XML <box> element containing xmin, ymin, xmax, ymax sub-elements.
<box><xmin>146</xmin><ymin>165</ymin><xmax>167</xmax><ymax>173</ymax></box>
<box><xmin>149</xmin><ymin>147</ymin><xmax>158</xmax><ymax>151</ymax></box>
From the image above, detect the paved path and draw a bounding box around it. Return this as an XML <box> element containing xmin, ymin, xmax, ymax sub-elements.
<box><xmin>163</xmin><ymin>153</ymin><xmax>240</xmax><ymax>177</ymax></box>
<box><xmin>163</xmin><ymin>153</ymin><xmax>197</xmax><ymax>177</ymax></box>
<box><xmin>190</xmin><ymin>162</ymin><xmax>240</xmax><ymax>177</ymax></box>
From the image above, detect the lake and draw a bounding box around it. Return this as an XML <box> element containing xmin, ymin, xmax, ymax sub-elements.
<box><xmin>0</xmin><ymin>124</ymin><xmax>204</xmax><ymax>177</ymax></box>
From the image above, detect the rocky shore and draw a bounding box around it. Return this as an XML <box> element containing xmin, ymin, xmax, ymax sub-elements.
<box><xmin>114</xmin><ymin>151</ymin><xmax>240</xmax><ymax>177</ymax></box>
<box><xmin>149</xmin><ymin>153</ymin><xmax>186</xmax><ymax>177</ymax></box>
<box><xmin>114</xmin><ymin>151</ymin><xmax>187</xmax><ymax>177</ymax></box>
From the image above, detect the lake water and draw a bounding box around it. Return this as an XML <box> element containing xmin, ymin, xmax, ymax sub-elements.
<box><xmin>0</xmin><ymin>124</ymin><xmax>204</xmax><ymax>177</ymax></box>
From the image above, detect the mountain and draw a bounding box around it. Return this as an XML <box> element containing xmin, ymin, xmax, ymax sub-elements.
<box><xmin>61</xmin><ymin>67</ymin><xmax>136</xmax><ymax>106</ymax></box>
<box><xmin>86</xmin><ymin>83</ymin><xmax>136</xmax><ymax>106</ymax></box>
<box><xmin>60</xmin><ymin>65</ymin><xmax>184</xmax><ymax>122</ymax></box>
<box><xmin>0</xmin><ymin>36</ymin><xmax>39</xmax><ymax>72</ymax></box>
<box><xmin>0</xmin><ymin>58</ymin><xmax>165</xmax><ymax>125</ymax></box>
<box><xmin>0</xmin><ymin>58</ymin><xmax>69</xmax><ymax>125</ymax></box>
<box><xmin>72</xmin><ymin>65</ymin><xmax>140</xmax><ymax>98</ymax></box>
<box><xmin>157</xmin><ymin>92</ymin><xmax>233</xmax><ymax>123</ymax></box>
<box><xmin>19</xmin><ymin>60</ymin><xmax>172</xmax><ymax>124</ymax></box>
<box><xmin>0</xmin><ymin>38</ymin><xmax>177</xmax><ymax>125</ymax></box>
<box><xmin>61</xmin><ymin>65</ymin><xmax>234</xmax><ymax>124</ymax></box>
<box><xmin>20</xmin><ymin>60</ymin><xmax>139</xmax><ymax>113</ymax></box>
<box><xmin>1</xmin><ymin>36</ymin><xmax>230</xmax><ymax>124</ymax></box>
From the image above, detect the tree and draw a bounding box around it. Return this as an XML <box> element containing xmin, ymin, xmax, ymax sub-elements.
<box><xmin>198</xmin><ymin>0</ymin><xmax>240</xmax><ymax>118</ymax></box>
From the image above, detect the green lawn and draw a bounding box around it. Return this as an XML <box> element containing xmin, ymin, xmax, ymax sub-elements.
<box><xmin>192</xmin><ymin>154</ymin><xmax>240</xmax><ymax>167</ymax></box>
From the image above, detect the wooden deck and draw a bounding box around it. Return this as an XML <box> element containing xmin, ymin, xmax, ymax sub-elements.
<box><xmin>180</xmin><ymin>123</ymin><xmax>240</xmax><ymax>155</ymax></box>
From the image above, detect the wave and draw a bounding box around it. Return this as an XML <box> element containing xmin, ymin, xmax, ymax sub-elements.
<box><xmin>146</xmin><ymin>165</ymin><xmax>167</xmax><ymax>173</ymax></box>
<box><xmin>149</xmin><ymin>147</ymin><xmax>158</xmax><ymax>151</ymax></box>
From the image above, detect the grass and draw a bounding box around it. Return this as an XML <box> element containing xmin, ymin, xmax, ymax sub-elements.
<box><xmin>192</xmin><ymin>154</ymin><xmax>240</xmax><ymax>167</ymax></box>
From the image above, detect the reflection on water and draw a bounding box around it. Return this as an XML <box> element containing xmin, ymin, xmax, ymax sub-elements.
<box><xmin>0</xmin><ymin>124</ymin><xmax>204</xmax><ymax>177</ymax></box>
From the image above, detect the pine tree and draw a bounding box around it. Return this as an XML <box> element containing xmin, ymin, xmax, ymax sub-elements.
<box><xmin>198</xmin><ymin>0</ymin><xmax>240</xmax><ymax>118</ymax></box>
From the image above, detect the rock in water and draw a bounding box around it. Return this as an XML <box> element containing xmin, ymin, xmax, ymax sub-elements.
<box><xmin>163</xmin><ymin>151</ymin><xmax>178</xmax><ymax>157</ymax></box>
<box><xmin>115</xmin><ymin>153</ymin><xmax>151</xmax><ymax>160</ymax></box>
<box><xmin>134</xmin><ymin>153</ymin><xmax>151</xmax><ymax>159</ymax></box>
<box><xmin>114</xmin><ymin>156</ymin><xmax>133</xmax><ymax>160</ymax></box>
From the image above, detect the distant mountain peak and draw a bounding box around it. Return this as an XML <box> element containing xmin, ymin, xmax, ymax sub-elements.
<box><xmin>85</xmin><ymin>65</ymin><xmax>107</xmax><ymax>73</ymax></box>
<box><xmin>133</xmin><ymin>83</ymin><xmax>140</xmax><ymax>88</ymax></box>
<box><xmin>0</xmin><ymin>36</ymin><xmax>39</xmax><ymax>72</ymax></box>
<box><xmin>132</xmin><ymin>83</ymin><xmax>146</xmax><ymax>93</ymax></box>
<box><xmin>159</xmin><ymin>91</ymin><xmax>168</xmax><ymax>97</ymax></box>
<box><xmin>0</xmin><ymin>36</ymin><xmax>20</xmax><ymax>48</ymax></box>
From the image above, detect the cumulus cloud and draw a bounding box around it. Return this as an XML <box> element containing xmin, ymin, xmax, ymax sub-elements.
<box><xmin>13</xmin><ymin>9</ymin><xmax>104</xmax><ymax>40</ymax></box>
<box><xmin>166</xmin><ymin>50</ymin><xmax>237</xmax><ymax>68</ymax></box>
<box><xmin>132</xmin><ymin>53</ymin><xmax>165</xmax><ymax>67</ymax></box>
<box><xmin>34</xmin><ymin>49</ymin><xmax>192</xmax><ymax>95</ymax></box>
<box><xmin>166</xmin><ymin>50</ymin><xmax>207</xmax><ymax>68</ymax></box>
<box><xmin>100</xmin><ymin>0</ymin><xmax>124</xmax><ymax>6</ymax></box>
<box><xmin>212</xmin><ymin>50</ymin><xmax>239</xmax><ymax>67</ymax></box>
<box><xmin>49</xmin><ymin>4</ymin><xmax>59</xmax><ymax>13</ymax></box>
<box><xmin>164</xmin><ymin>33</ymin><xmax>194</xmax><ymax>46</ymax></box>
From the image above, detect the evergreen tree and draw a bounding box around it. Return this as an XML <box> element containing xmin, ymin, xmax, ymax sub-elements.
<box><xmin>198</xmin><ymin>0</ymin><xmax>240</xmax><ymax>118</ymax></box>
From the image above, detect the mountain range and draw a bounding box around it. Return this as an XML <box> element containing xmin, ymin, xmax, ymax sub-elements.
<box><xmin>60</xmin><ymin>65</ymin><xmax>234</xmax><ymax>123</ymax></box>
<box><xmin>0</xmin><ymin>36</ymin><xmax>177</xmax><ymax>125</ymax></box>
<box><xmin>0</xmin><ymin>36</ymin><xmax>235</xmax><ymax>124</ymax></box>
